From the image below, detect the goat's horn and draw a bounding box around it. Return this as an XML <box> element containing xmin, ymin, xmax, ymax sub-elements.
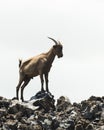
<box><xmin>48</xmin><ymin>37</ymin><xmax>58</xmax><ymax>45</ymax></box>
<box><xmin>58</xmin><ymin>41</ymin><xmax>61</xmax><ymax>45</ymax></box>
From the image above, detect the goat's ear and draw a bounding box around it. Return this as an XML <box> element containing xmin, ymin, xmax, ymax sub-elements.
<box><xmin>53</xmin><ymin>45</ymin><xmax>57</xmax><ymax>49</ymax></box>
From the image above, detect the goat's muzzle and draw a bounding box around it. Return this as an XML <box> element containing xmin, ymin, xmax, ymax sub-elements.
<box><xmin>58</xmin><ymin>53</ymin><xmax>63</xmax><ymax>58</ymax></box>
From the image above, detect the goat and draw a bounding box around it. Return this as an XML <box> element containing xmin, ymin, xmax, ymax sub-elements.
<box><xmin>16</xmin><ymin>37</ymin><xmax>63</xmax><ymax>101</ymax></box>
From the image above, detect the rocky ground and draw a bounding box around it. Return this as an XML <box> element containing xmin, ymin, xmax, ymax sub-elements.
<box><xmin>0</xmin><ymin>92</ymin><xmax>104</xmax><ymax>130</ymax></box>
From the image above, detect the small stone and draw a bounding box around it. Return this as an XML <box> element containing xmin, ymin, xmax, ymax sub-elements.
<box><xmin>32</xmin><ymin>124</ymin><xmax>42</xmax><ymax>130</ymax></box>
<box><xmin>16</xmin><ymin>112</ymin><xmax>23</xmax><ymax>121</ymax></box>
<box><xmin>75</xmin><ymin>124</ymin><xmax>84</xmax><ymax>130</ymax></box>
<box><xmin>44</xmin><ymin>119</ymin><xmax>52</xmax><ymax>125</ymax></box>
<box><xmin>86</xmin><ymin>124</ymin><xmax>94</xmax><ymax>130</ymax></box>
<box><xmin>4</xmin><ymin>119</ymin><xmax>18</xmax><ymax>130</ymax></box>
<box><xmin>100</xmin><ymin>125</ymin><xmax>104</xmax><ymax>130</ymax></box>
<box><xmin>18</xmin><ymin>124</ymin><xmax>28</xmax><ymax>130</ymax></box>
<box><xmin>56</xmin><ymin>96</ymin><xmax>71</xmax><ymax>112</ymax></box>
<box><xmin>0</xmin><ymin>109</ymin><xmax>7</xmax><ymax>118</ymax></box>
<box><xmin>0</xmin><ymin>100</ymin><xmax>10</xmax><ymax>109</ymax></box>
<box><xmin>51</xmin><ymin>119</ymin><xmax>59</xmax><ymax>129</ymax></box>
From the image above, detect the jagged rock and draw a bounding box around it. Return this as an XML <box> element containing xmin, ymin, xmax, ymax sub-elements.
<box><xmin>0</xmin><ymin>95</ymin><xmax>104</xmax><ymax>129</ymax></box>
<box><xmin>8</xmin><ymin>104</ymin><xmax>20</xmax><ymax>114</ymax></box>
<box><xmin>16</xmin><ymin>112</ymin><xmax>23</xmax><ymax>121</ymax></box>
<box><xmin>32</xmin><ymin>124</ymin><xmax>42</xmax><ymax>130</ymax></box>
<box><xmin>18</xmin><ymin>123</ymin><xmax>31</xmax><ymax>130</ymax></box>
<box><xmin>8</xmin><ymin>103</ymin><xmax>34</xmax><ymax>118</ymax></box>
<box><xmin>0</xmin><ymin>109</ymin><xmax>7</xmax><ymax>118</ymax></box>
<box><xmin>4</xmin><ymin>120</ymin><xmax>18</xmax><ymax>130</ymax></box>
<box><xmin>56</xmin><ymin>96</ymin><xmax>71</xmax><ymax>112</ymax></box>
<box><xmin>30</xmin><ymin>91</ymin><xmax>55</xmax><ymax>111</ymax></box>
<box><xmin>88</xmin><ymin>96</ymin><xmax>103</xmax><ymax>102</ymax></box>
<box><xmin>81</xmin><ymin>100</ymin><xmax>102</xmax><ymax>121</ymax></box>
<box><xmin>51</xmin><ymin>119</ymin><xmax>60</xmax><ymax>129</ymax></box>
<box><xmin>0</xmin><ymin>98</ymin><xmax>10</xmax><ymax>109</ymax></box>
<box><xmin>75</xmin><ymin>124</ymin><xmax>84</xmax><ymax>130</ymax></box>
<box><xmin>86</xmin><ymin>123</ymin><xmax>94</xmax><ymax>130</ymax></box>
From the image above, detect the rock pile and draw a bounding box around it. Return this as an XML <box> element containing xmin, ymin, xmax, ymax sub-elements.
<box><xmin>0</xmin><ymin>93</ymin><xmax>104</xmax><ymax>130</ymax></box>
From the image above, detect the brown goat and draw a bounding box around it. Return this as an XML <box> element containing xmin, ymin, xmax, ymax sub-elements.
<box><xmin>16</xmin><ymin>37</ymin><xmax>63</xmax><ymax>101</ymax></box>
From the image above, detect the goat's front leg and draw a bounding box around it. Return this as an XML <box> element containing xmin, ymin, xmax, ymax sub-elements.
<box><xmin>40</xmin><ymin>73</ymin><xmax>44</xmax><ymax>92</ymax></box>
<box><xmin>45</xmin><ymin>73</ymin><xmax>49</xmax><ymax>92</ymax></box>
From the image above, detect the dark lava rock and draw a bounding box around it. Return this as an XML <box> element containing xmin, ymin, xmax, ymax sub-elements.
<box><xmin>0</xmin><ymin>99</ymin><xmax>10</xmax><ymax>109</ymax></box>
<box><xmin>86</xmin><ymin>124</ymin><xmax>94</xmax><ymax>130</ymax></box>
<box><xmin>56</xmin><ymin>96</ymin><xmax>71</xmax><ymax>112</ymax></box>
<box><xmin>75</xmin><ymin>124</ymin><xmax>84</xmax><ymax>130</ymax></box>
<box><xmin>88</xmin><ymin>96</ymin><xmax>103</xmax><ymax>102</ymax></box>
<box><xmin>51</xmin><ymin>119</ymin><xmax>60</xmax><ymax>129</ymax></box>
<box><xmin>30</xmin><ymin>91</ymin><xmax>55</xmax><ymax>112</ymax></box>
<box><xmin>3</xmin><ymin>120</ymin><xmax>18</xmax><ymax>130</ymax></box>
<box><xmin>8</xmin><ymin>104</ymin><xmax>20</xmax><ymax>114</ymax></box>
<box><xmin>8</xmin><ymin>103</ymin><xmax>34</xmax><ymax>117</ymax></box>
<box><xmin>0</xmin><ymin>95</ymin><xmax>104</xmax><ymax>130</ymax></box>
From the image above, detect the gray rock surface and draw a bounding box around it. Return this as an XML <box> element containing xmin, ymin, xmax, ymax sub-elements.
<box><xmin>0</xmin><ymin>94</ymin><xmax>104</xmax><ymax>130</ymax></box>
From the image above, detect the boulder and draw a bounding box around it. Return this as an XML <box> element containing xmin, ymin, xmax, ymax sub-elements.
<box><xmin>30</xmin><ymin>91</ymin><xmax>55</xmax><ymax>112</ymax></box>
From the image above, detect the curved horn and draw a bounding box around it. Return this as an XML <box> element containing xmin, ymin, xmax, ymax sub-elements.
<box><xmin>58</xmin><ymin>40</ymin><xmax>62</xmax><ymax>45</ymax></box>
<box><xmin>48</xmin><ymin>37</ymin><xmax>58</xmax><ymax>45</ymax></box>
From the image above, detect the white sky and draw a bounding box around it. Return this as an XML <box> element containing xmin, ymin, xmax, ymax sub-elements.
<box><xmin>0</xmin><ymin>0</ymin><xmax>104</xmax><ymax>103</ymax></box>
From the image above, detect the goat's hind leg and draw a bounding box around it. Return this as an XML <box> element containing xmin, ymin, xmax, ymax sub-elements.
<box><xmin>16</xmin><ymin>74</ymin><xmax>24</xmax><ymax>100</ymax></box>
<box><xmin>16</xmin><ymin>80</ymin><xmax>23</xmax><ymax>100</ymax></box>
<box><xmin>21</xmin><ymin>78</ymin><xmax>30</xmax><ymax>102</ymax></box>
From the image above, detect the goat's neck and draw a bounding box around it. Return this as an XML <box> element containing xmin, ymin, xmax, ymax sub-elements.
<box><xmin>46</xmin><ymin>48</ymin><xmax>56</xmax><ymax>65</ymax></box>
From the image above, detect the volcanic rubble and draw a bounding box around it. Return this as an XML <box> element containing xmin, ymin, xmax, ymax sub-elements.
<box><xmin>0</xmin><ymin>91</ymin><xmax>104</xmax><ymax>130</ymax></box>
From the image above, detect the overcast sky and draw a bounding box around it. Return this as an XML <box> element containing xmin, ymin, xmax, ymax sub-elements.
<box><xmin>0</xmin><ymin>0</ymin><xmax>104</xmax><ymax>103</ymax></box>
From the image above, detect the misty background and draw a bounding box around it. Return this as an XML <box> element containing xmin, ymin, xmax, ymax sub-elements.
<box><xmin>0</xmin><ymin>0</ymin><xmax>104</xmax><ymax>102</ymax></box>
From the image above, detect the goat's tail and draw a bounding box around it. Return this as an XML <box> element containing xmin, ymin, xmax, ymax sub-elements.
<box><xmin>19</xmin><ymin>59</ymin><xmax>22</xmax><ymax>68</ymax></box>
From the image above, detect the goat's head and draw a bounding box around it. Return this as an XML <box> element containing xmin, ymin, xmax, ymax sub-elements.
<box><xmin>48</xmin><ymin>37</ymin><xmax>63</xmax><ymax>58</ymax></box>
